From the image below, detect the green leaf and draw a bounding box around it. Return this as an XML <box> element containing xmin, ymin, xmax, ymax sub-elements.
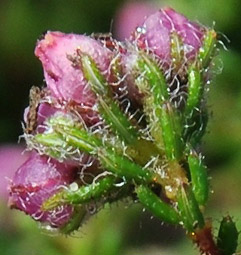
<box><xmin>188</xmin><ymin>149</ymin><xmax>209</xmax><ymax>207</ymax></box>
<box><xmin>135</xmin><ymin>53</ymin><xmax>169</xmax><ymax>150</ymax></box>
<box><xmin>136</xmin><ymin>54</ymin><xmax>183</xmax><ymax>160</ymax></box>
<box><xmin>81</xmin><ymin>54</ymin><xmax>138</xmax><ymax>143</ymax></box>
<box><xmin>137</xmin><ymin>52</ymin><xmax>169</xmax><ymax>102</ymax></box>
<box><xmin>177</xmin><ymin>185</ymin><xmax>204</xmax><ymax>232</ymax></box>
<box><xmin>60</xmin><ymin>206</ymin><xmax>87</xmax><ymax>235</ymax></box>
<box><xmin>136</xmin><ymin>185</ymin><xmax>180</xmax><ymax>224</ymax></box>
<box><xmin>183</xmin><ymin>108</ymin><xmax>208</xmax><ymax>146</ymax></box>
<box><xmin>185</xmin><ymin>65</ymin><xmax>202</xmax><ymax>116</ymax></box>
<box><xmin>160</xmin><ymin>102</ymin><xmax>183</xmax><ymax>160</ymax></box>
<box><xmin>198</xmin><ymin>29</ymin><xmax>217</xmax><ymax>69</ymax></box>
<box><xmin>170</xmin><ymin>31</ymin><xmax>184</xmax><ymax>72</ymax></box>
<box><xmin>42</xmin><ymin>176</ymin><xmax>117</xmax><ymax>210</ymax></box>
<box><xmin>99</xmin><ymin>148</ymin><xmax>153</xmax><ymax>183</ymax></box>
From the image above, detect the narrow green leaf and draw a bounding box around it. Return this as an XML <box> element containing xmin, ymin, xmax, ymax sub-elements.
<box><xmin>135</xmin><ymin>54</ymin><xmax>184</xmax><ymax>160</ymax></box>
<box><xmin>136</xmin><ymin>185</ymin><xmax>180</xmax><ymax>224</ymax></box>
<box><xmin>137</xmin><ymin>52</ymin><xmax>169</xmax><ymax>102</ymax></box>
<box><xmin>34</xmin><ymin>132</ymin><xmax>66</xmax><ymax>148</ymax></box>
<box><xmin>177</xmin><ymin>185</ymin><xmax>205</xmax><ymax>232</ymax></box>
<box><xmin>185</xmin><ymin>65</ymin><xmax>202</xmax><ymax>116</ymax></box>
<box><xmin>81</xmin><ymin>54</ymin><xmax>138</xmax><ymax>143</ymax></box>
<box><xmin>35</xmin><ymin>125</ymin><xmax>100</xmax><ymax>155</ymax></box>
<box><xmin>188</xmin><ymin>149</ymin><xmax>209</xmax><ymax>206</ymax></box>
<box><xmin>56</xmin><ymin>126</ymin><xmax>101</xmax><ymax>154</ymax></box>
<box><xmin>60</xmin><ymin>206</ymin><xmax>87</xmax><ymax>235</ymax></box>
<box><xmin>198</xmin><ymin>29</ymin><xmax>217</xmax><ymax>69</ymax></box>
<box><xmin>160</xmin><ymin>102</ymin><xmax>183</xmax><ymax>160</ymax></box>
<box><xmin>134</xmin><ymin>53</ymin><xmax>169</xmax><ymax>150</ymax></box>
<box><xmin>42</xmin><ymin>176</ymin><xmax>117</xmax><ymax>210</ymax></box>
<box><xmin>98</xmin><ymin>97</ymin><xmax>137</xmax><ymax>143</ymax></box>
<box><xmin>170</xmin><ymin>31</ymin><xmax>184</xmax><ymax>72</ymax></box>
<box><xmin>99</xmin><ymin>148</ymin><xmax>153</xmax><ymax>183</ymax></box>
<box><xmin>183</xmin><ymin>108</ymin><xmax>208</xmax><ymax>146</ymax></box>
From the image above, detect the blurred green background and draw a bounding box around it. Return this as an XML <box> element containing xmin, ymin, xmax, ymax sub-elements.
<box><xmin>0</xmin><ymin>0</ymin><xmax>241</xmax><ymax>254</ymax></box>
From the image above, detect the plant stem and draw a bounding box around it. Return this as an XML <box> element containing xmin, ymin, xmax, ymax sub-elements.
<box><xmin>190</xmin><ymin>222</ymin><xmax>221</xmax><ymax>255</ymax></box>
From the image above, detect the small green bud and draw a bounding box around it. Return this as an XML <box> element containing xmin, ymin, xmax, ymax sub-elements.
<box><xmin>217</xmin><ymin>216</ymin><xmax>239</xmax><ymax>255</ymax></box>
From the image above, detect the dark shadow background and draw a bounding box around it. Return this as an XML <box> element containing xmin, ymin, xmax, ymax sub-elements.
<box><xmin>0</xmin><ymin>0</ymin><xmax>241</xmax><ymax>254</ymax></box>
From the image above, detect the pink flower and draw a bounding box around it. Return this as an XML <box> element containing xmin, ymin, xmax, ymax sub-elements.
<box><xmin>112</xmin><ymin>8</ymin><xmax>209</xmax><ymax>112</ymax></box>
<box><xmin>35</xmin><ymin>31</ymin><xmax>113</xmax><ymax>105</ymax></box>
<box><xmin>132</xmin><ymin>7</ymin><xmax>205</xmax><ymax>66</ymax></box>
<box><xmin>33</xmin><ymin>31</ymin><xmax>116</xmax><ymax>128</ymax></box>
<box><xmin>8</xmin><ymin>153</ymin><xmax>78</xmax><ymax>228</ymax></box>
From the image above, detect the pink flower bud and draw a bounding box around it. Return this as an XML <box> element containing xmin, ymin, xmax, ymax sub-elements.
<box><xmin>8</xmin><ymin>153</ymin><xmax>77</xmax><ymax>228</ymax></box>
<box><xmin>35</xmin><ymin>31</ymin><xmax>113</xmax><ymax>105</ymax></box>
<box><xmin>132</xmin><ymin>7</ymin><xmax>205</xmax><ymax>66</ymax></box>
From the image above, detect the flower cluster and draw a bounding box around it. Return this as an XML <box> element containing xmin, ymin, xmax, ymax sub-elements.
<box><xmin>8</xmin><ymin>7</ymin><xmax>238</xmax><ymax>255</ymax></box>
